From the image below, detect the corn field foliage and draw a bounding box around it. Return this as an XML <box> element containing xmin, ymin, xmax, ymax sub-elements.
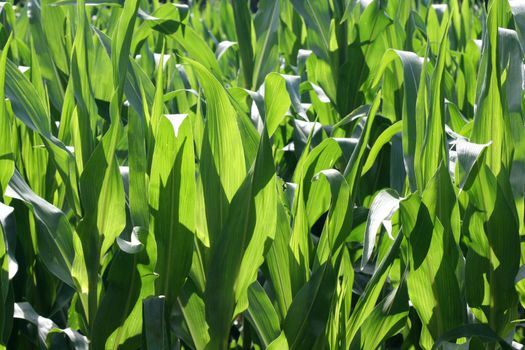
<box><xmin>2</xmin><ymin>0</ymin><xmax>525</xmax><ymax>348</ymax></box>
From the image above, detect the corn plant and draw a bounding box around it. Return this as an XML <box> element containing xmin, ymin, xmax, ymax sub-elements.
<box><xmin>1</xmin><ymin>0</ymin><xmax>525</xmax><ymax>349</ymax></box>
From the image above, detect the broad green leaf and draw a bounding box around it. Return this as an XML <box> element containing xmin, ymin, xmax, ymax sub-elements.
<box><xmin>343</xmin><ymin>95</ymin><xmax>381</xmax><ymax>195</ymax></box>
<box><xmin>130</xmin><ymin>4</ymin><xmax>189</xmax><ymax>52</ymax></box>
<box><xmin>418</xmin><ymin>16</ymin><xmax>450</xmax><ymax>190</ymax></box>
<box><xmin>143</xmin><ymin>296</ymin><xmax>167</xmax><ymax>350</ymax></box>
<box><xmin>0</xmin><ymin>35</ymin><xmax>13</xmax><ymax>196</ymax></box>
<box><xmin>7</xmin><ymin>170</ymin><xmax>75</xmax><ymax>287</ymax></box>
<box><xmin>111</xmin><ymin>0</ymin><xmax>140</xmax><ymax>102</ymax></box>
<box><xmin>464</xmin><ymin>164</ymin><xmax>520</xmax><ymax>337</ymax></box>
<box><xmin>176</xmin><ymin>279</ymin><xmax>210</xmax><ymax>350</ymax></box>
<box><xmin>185</xmin><ymin>59</ymin><xmax>246</xmax><ymax>245</ymax></box>
<box><xmin>232</xmin><ymin>0</ymin><xmax>254</xmax><ymax>88</ymax></box>
<box><xmin>4</xmin><ymin>59</ymin><xmax>81</xmax><ymax>214</ymax></box>
<box><xmin>205</xmin><ymin>129</ymin><xmax>277</xmax><ymax>348</ymax></box>
<box><xmin>264</xmin><ymin>73</ymin><xmax>291</xmax><ymax>137</ymax></box>
<box><xmin>361</xmin><ymin>121</ymin><xmax>402</xmax><ymax>176</ymax></box>
<box><xmin>92</xmin><ymin>26</ymin><xmax>156</xmax><ymax>122</ymax></box>
<box><xmin>127</xmin><ymin>106</ymin><xmax>149</xmax><ymax>231</ymax></box>
<box><xmin>267</xmin><ymin>332</ymin><xmax>289</xmax><ymax>350</ymax></box>
<box><xmin>402</xmin><ymin>165</ymin><xmax>466</xmax><ymax>348</ymax></box>
<box><xmin>78</xmin><ymin>108</ymin><xmax>126</xmax><ymax>258</ymax></box>
<box><xmin>92</xmin><ymin>228</ymin><xmax>156</xmax><ymax>350</ymax></box>
<box><xmin>27</xmin><ymin>0</ymin><xmax>66</xmax><ymax>111</ymax></box>
<box><xmin>455</xmin><ymin>139</ymin><xmax>491</xmax><ymax>190</ymax></box>
<box><xmin>252</xmin><ymin>0</ymin><xmax>280</xmax><ymax>89</ymax></box>
<box><xmin>470</xmin><ymin>2</ymin><xmax>512</xmax><ymax>175</ymax></box>
<box><xmin>326</xmin><ymin>248</ymin><xmax>353</xmax><ymax>349</ymax></box>
<box><xmin>150</xmin><ymin>114</ymin><xmax>195</xmax><ymax>310</ymax></box>
<box><xmin>51</xmin><ymin>0</ymin><xmax>123</xmax><ymax>5</ymax></box>
<box><xmin>350</xmin><ymin>277</ymin><xmax>409</xmax><ymax>350</ymax></box>
<box><xmin>0</xmin><ymin>203</ymin><xmax>16</xmax><ymax>280</ymax></box>
<box><xmin>0</xmin><ymin>203</ymin><xmax>13</xmax><ymax>346</ymax></box>
<box><xmin>289</xmin><ymin>0</ymin><xmax>331</xmax><ymax>61</ymax></box>
<box><xmin>313</xmin><ymin>169</ymin><xmax>351</xmax><ymax>267</ymax></box>
<box><xmin>245</xmin><ymin>282</ymin><xmax>281</xmax><ymax>347</ymax></box>
<box><xmin>141</xmin><ymin>4</ymin><xmax>188</xmax><ymax>35</ymax></box>
<box><xmin>509</xmin><ymin>0</ymin><xmax>525</xmax><ymax>52</ymax></box>
<box><xmin>346</xmin><ymin>228</ymin><xmax>403</xmax><ymax>344</ymax></box>
<box><xmin>283</xmin><ymin>261</ymin><xmax>337</xmax><ymax>350</ymax></box>
<box><xmin>265</xmin><ymin>200</ymin><xmax>294</xmax><ymax>320</ymax></box>
<box><xmin>172</xmin><ymin>28</ymin><xmax>223</xmax><ymax>82</ymax></box>
<box><xmin>70</xmin><ymin>0</ymin><xmax>97</xmax><ymax>169</ymax></box>
<box><xmin>78</xmin><ymin>99</ymin><xmax>126</xmax><ymax>322</ymax></box>
<box><xmin>289</xmin><ymin>138</ymin><xmax>342</xmax><ymax>292</ymax></box>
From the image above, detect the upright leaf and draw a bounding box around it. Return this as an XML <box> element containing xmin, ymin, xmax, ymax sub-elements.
<box><xmin>150</xmin><ymin>114</ymin><xmax>195</xmax><ymax>310</ymax></box>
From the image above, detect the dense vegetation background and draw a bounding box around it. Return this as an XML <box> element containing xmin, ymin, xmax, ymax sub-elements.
<box><xmin>0</xmin><ymin>0</ymin><xmax>525</xmax><ymax>349</ymax></box>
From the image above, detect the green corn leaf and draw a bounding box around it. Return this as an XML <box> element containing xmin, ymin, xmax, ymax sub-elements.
<box><xmin>312</xmin><ymin>169</ymin><xmax>351</xmax><ymax>267</ymax></box>
<box><xmin>371</xmin><ymin>49</ymin><xmax>422</xmax><ymax>189</ymax></box>
<box><xmin>127</xmin><ymin>105</ymin><xmax>149</xmax><ymax>231</ymax></box>
<box><xmin>0</xmin><ymin>203</ymin><xmax>13</xmax><ymax>346</ymax></box>
<box><xmin>130</xmin><ymin>4</ymin><xmax>189</xmax><ymax>53</ymax></box>
<box><xmin>51</xmin><ymin>0</ymin><xmax>124</xmax><ymax>5</ymax></box>
<box><xmin>302</xmin><ymin>140</ymin><xmax>343</xmax><ymax>230</ymax></box>
<box><xmin>361</xmin><ymin>121</ymin><xmax>402</xmax><ymax>176</ymax></box>
<box><xmin>27</xmin><ymin>0</ymin><xmax>66</xmax><ymax>111</ymax></box>
<box><xmin>245</xmin><ymin>282</ymin><xmax>281</xmax><ymax>347</ymax></box>
<box><xmin>149</xmin><ymin>114</ymin><xmax>195</xmax><ymax>310</ymax></box>
<box><xmin>289</xmin><ymin>138</ymin><xmax>342</xmax><ymax>292</ymax></box>
<box><xmin>326</xmin><ymin>248</ymin><xmax>353</xmax><ymax>349</ymax></box>
<box><xmin>4</xmin><ymin>58</ymin><xmax>81</xmax><ymax>214</ymax></box>
<box><xmin>141</xmin><ymin>4</ymin><xmax>188</xmax><ymax>35</ymax></box>
<box><xmin>176</xmin><ymin>279</ymin><xmax>210</xmax><ymax>350</ymax></box>
<box><xmin>289</xmin><ymin>0</ymin><xmax>331</xmax><ymax>61</ymax></box>
<box><xmin>92</xmin><ymin>26</ymin><xmax>156</xmax><ymax>121</ymax></box>
<box><xmin>143</xmin><ymin>296</ymin><xmax>167</xmax><ymax>350</ymax></box>
<box><xmin>7</xmin><ymin>170</ymin><xmax>75</xmax><ymax>287</ymax></box>
<box><xmin>343</xmin><ymin>94</ymin><xmax>381</xmax><ymax>197</ymax></box>
<box><xmin>252</xmin><ymin>0</ymin><xmax>280</xmax><ymax>89</ymax></box>
<box><xmin>464</xmin><ymin>164</ymin><xmax>520</xmax><ymax>337</ymax></box>
<box><xmin>0</xmin><ymin>35</ymin><xmax>14</xmax><ymax>196</ymax></box>
<box><xmin>91</xmin><ymin>228</ymin><xmax>156</xmax><ymax>350</ymax></box>
<box><xmin>70</xmin><ymin>0</ymin><xmax>97</xmax><ymax>170</ymax></box>
<box><xmin>349</xmin><ymin>276</ymin><xmax>409</xmax><ymax>350</ymax></box>
<box><xmin>265</xmin><ymin>200</ymin><xmax>294</xmax><ymax>320</ymax></box>
<box><xmin>264</xmin><ymin>73</ymin><xmax>291</xmax><ymax>137</ymax></box>
<box><xmin>77</xmin><ymin>99</ymin><xmax>126</xmax><ymax>322</ymax></box>
<box><xmin>470</xmin><ymin>1</ymin><xmax>511</xmax><ymax>175</ymax></box>
<box><xmin>172</xmin><ymin>28</ymin><xmax>224</xmax><ymax>82</ymax></box>
<box><xmin>283</xmin><ymin>260</ymin><xmax>337</xmax><ymax>350</ymax></box>
<box><xmin>509</xmin><ymin>0</ymin><xmax>525</xmax><ymax>52</ymax></box>
<box><xmin>232</xmin><ymin>0</ymin><xmax>254</xmax><ymax>89</ymax></box>
<box><xmin>111</xmin><ymin>0</ymin><xmax>140</xmax><ymax>103</ymax></box>
<box><xmin>205</xmin><ymin>128</ymin><xmax>277</xmax><ymax>348</ymax></box>
<box><xmin>418</xmin><ymin>16</ymin><xmax>451</xmax><ymax>190</ymax></box>
<box><xmin>185</xmin><ymin>58</ymin><xmax>246</xmax><ymax>245</ymax></box>
<box><xmin>346</xmin><ymin>227</ymin><xmax>403</xmax><ymax>344</ymax></box>
<box><xmin>78</xmin><ymin>107</ymin><xmax>126</xmax><ymax>259</ymax></box>
<box><xmin>0</xmin><ymin>202</ymin><xmax>16</xmax><ymax>281</ymax></box>
<box><xmin>455</xmin><ymin>139</ymin><xmax>491</xmax><ymax>190</ymax></box>
<box><xmin>267</xmin><ymin>332</ymin><xmax>289</xmax><ymax>350</ymax></box>
<box><xmin>402</xmin><ymin>164</ymin><xmax>466</xmax><ymax>348</ymax></box>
